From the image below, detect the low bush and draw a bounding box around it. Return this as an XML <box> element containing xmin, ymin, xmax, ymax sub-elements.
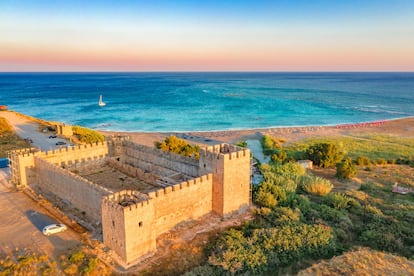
<box><xmin>375</xmin><ymin>158</ymin><xmax>387</xmax><ymax>165</ymax></box>
<box><xmin>254</xmin><ymin>181</ymin><xmax>287</xmax><ymax>208</ymax></box>
<box><xmin>324</xmin><ymin>193</ymin><xmax>352</xmax><ymax>210</ymax></box>
<box><xmin>306</xmin><ymin>143</ymin><xmax>344</xmax><ymax>168</ymax></box>
<box><xmin>336</xmin><ymin>157</ymin><xmax>358</xmax><ymax>179</ymax></box>
<box><xmin>155</xmin><ymin>135</ymin><xmax>200</xmax><ymax>159</ymax></box>
<box><xmin>356</xmin><ymin>156</ymin><xmax>371</xmax><ymax>166</ymax></box>
<box><xmin>271</xmin><ymin>150</ymin><xmax>287</xmax><ymax>164</ymax></box>
<box><xmin>261</xmin><ymin>135</ymin><xmax>286</xmax><ymax>155</ymax></box>
<box><xmin>299</xmin><ymin>175</ymin><xmax>333</xmax><ymax>196</ymax></box>
<box><xmin>72</xmin><ymin>126</ymin><xmax>105</xmax><ymax>144</ymax></box>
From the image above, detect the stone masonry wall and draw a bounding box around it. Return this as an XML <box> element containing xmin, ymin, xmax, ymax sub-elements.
<box><xmin>39</xmin><ymin>142</ymin><xmax>109</xmax><ymax>167</ymax></box>
<box><xmin>121</xmin><ymin>141</ymin><xmax>199</xmax><ymax>178</ymax></box>
<box><xmin>34</xmin><ymin>157</ymin><xmax>112</xmax><ymax>222</ymax></box>
<box><xmin>102</xmin><ymin>191</ymin><xmax>156</xmax><ymax>264</ymax></box>
<box><xmin>148</xmin><ymin>173</ymin><xmax>213</xmax><ymax>236</ymax></box>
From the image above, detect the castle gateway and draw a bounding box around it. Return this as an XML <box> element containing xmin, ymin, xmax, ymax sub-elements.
<box><xmin>8</xmin><ymin>137</ymin><xmax>251</xmax><ymax>266</ymax></box>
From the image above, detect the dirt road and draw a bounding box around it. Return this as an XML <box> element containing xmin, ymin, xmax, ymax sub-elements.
<box><xmin>0</xmin><ymin>111</ymin><xmax>68</xmax><ymax>151</ymax></box>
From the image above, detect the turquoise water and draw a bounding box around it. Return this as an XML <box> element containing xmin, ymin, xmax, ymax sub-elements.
<box><xmin>0</xmin><ymin>72</ymin><xmax>413</xmax><ymax>132</ymax></box>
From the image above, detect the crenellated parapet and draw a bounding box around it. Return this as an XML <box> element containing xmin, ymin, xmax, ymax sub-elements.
<box><xmin>103</xmin><ymin>190</ymin><xmax>151</xmax><ymax>211</ymax></box>
<box><xmin>147</xmin><ymin>173</ymin><xmax>212</xmax><ymax>200</ymax></box>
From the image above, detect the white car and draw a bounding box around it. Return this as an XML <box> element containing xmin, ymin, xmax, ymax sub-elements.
<box><xmin>42</xmin><ymin>223</ymin><xmax>67</xmax><ymax>236</ymax></box>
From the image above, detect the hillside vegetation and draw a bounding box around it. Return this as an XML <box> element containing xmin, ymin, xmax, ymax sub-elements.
<box><xmin>298</xmin><ymin>247</ymin><xmax>414</xmax><ymax>275</ymax></box>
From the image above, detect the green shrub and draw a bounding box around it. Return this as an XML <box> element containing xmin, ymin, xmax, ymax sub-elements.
<box><xmin>306</xmin><ymin>143</ymin><xmax>344</xmax><ymax>168</ymax></box>
<box><xmin>375</xmin><ymin>158</ymin><xmax>387</xmax><ymax>165</ymax></box>
<box><xmin>68</xmin><ymin>250</ymin><xmax>85</xmax><ymax>263</ymax></box>
<box><xmin>254</xmin><ymin>181</ymin><xmax>286</xmax><ymax>208</ymax></box>
<box><xmin>209</xmin><ymin>224</ymin><xmax>335</xmax><ymax>274</ymax></box>
<box><xmin>272</xmin><ymin>207</ymin><xmax>301</xmax><ymax>223</ymax></box>
<box><xmin>261</xmin><ymin>135</ymin><xmax>286</xmax><ymax>155</ymax></box>
<box><xmin>336</xmin><ymin>157</ymin><xmax>358</xmax><ymax>179</ymax></box>
<box><xmin>281</xmin><ymin>193</ymin><xmax>311</xmax><ymax>215</ymax></box>
<box><xmin>356</xmin><ymin>156</ymin><xmax>371</xmax><ymax>166</ymax></box>
<box><xmin>155</xmin><ymin>136</ymin><xmax>200</xmax><ymax>159</ymax></box>
<box><xmin>300</xmin><ymin>175</ymin><xmax>333</xmax><ymax>196</ymax></box>
<box><xmin>271</xmin><ymin>162</ymin><xmax>306</xmax><ymax>178</ymax></box>
<box><xmin>72</xmin><ymin>126</ymin><xmax>105</xmax><ymax>144</ymax></box>
<box><xmin>271</xmin><ymin>150</ymin><xmax>287</xmax><ymax>164</ymax></box>
<box><xmin>235</xmin><ymin>141</ymin><xmax>247</xmax><ymax>148</ymax></box>
<box><xmin>324</xmin><ymin>193</ymin><xmax>352</xmax><ymax>209</ymax></box>
<box><xmin>261</xmin><ymin>173</ymin><xmax>298</xmax><ymax>193</ymax></box>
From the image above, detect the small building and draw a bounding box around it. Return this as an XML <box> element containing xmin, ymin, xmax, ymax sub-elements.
<box><xmin>297</xmin><ymin>160</ymin><xmax>313</xmax><ymax>169</ymax></box>
<box><xmin>0</xmin><ymin>105</ymin><xmax>8</xmax><ymax>111</ymax></box>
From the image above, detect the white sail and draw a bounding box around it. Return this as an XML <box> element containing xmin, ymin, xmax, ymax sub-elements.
<box><xmin>99</xmin><ymin>95</ymin><xmax>106</xmax><ymax>106</ymax></box>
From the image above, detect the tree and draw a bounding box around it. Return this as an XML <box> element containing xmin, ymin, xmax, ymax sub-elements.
<box><xmin>336</xmin><ymin>157</ymin><xmax>357</xmax><ymax>179</ymax></box>
<box><xmin>306</xmin><ymin>143</ymin><xmax>344</xmax><ymax>168</ymax></box>
<box><xmin>154</xmin><ymin>136</ymin><xmax>200</xmax><ymax>159</ymax></box>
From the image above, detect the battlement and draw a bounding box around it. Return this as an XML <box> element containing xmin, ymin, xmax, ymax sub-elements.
<box><xmin>147</xmin><ymin>173</ymin><xmax>212</xmax><ymax>199</ymax></box>
<box><xmin>103</xmin><ymin>190</ymin><xmax>151</xmax><ymax>212</ymax></box>
<box><xmin>106</xmin><ymin>135</ymin><xmax>131</xmax><ymax>142</ymax></box>
<box><xmin>42</xmin><ymin>141</ymin><xmax>108</xmax><ymax>156</ymax></box>
<box><xmin>200</xmin><ymin>143</ymin><xmax>250</xmax><ymax>161</ymax></box>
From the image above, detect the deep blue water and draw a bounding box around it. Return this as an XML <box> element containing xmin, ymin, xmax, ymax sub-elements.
<box><xmin>0</xmin><ymin>72</ymin><xmax>413</xmax><ymax>132</ymax></box>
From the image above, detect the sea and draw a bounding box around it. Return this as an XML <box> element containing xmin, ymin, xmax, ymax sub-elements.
<box><xmin>0</xmin><ymin>72</ymin><xmax>413</xmax><ymax>132</ymax></box>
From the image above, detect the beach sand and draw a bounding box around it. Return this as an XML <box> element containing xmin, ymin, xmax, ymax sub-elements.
<box><xmin>100</xmin><ymin>117</ymin><xmax>414</xmax><ymax>147</ymax></box>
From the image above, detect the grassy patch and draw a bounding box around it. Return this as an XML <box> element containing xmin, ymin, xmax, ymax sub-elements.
<box><xmin>285</xmin><ymin>133</ymin><xmax>414</xmax><ymax>162</ymax></box>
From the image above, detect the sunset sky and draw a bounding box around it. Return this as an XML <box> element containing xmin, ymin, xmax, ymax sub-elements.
<box><xmin>1</xmin><ymin>0</ymin><xmax>414</xmax><ymax>72</ymax></box>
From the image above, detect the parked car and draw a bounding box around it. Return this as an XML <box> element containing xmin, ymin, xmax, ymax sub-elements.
<box><xmin>48</xmin><ymin>135</ymin><xmax>57</xmax><ymax>138</ymax></box>
<box><xmin>42</xmin><ymin>224</ymin><xmax>67</xmax><ymax>236</ymax></box>
<box><xmin>55</xmin><ymin>141</ymin><xmax>67</xmax><ymax>145</ymax></box>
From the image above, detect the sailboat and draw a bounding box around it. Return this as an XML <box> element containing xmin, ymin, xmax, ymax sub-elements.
<box><xmin>98</xmin><ymin>95</ymin><xmax>106</xmax><ymax>107</ymax></box>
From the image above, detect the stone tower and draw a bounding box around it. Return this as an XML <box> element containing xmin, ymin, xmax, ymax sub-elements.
<box><xmin>101</xmin><ymin>190</ymin><xmax>156</xmax><ymax>265</ymax></box>
<box><xmin>199</xmin><ymin>144</ymin><xmax>251</xmax><ymax>217</ymax></box>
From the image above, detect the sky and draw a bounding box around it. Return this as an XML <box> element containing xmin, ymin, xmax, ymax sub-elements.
<box><xmin>1</xmin><ymin>0</ymin><xmax>414</xmax><ymax>72</ymax></box>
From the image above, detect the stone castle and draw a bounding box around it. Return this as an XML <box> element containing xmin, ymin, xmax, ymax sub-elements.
<box><xmin>8</xmin><ymin>136</ymin><xmax>251</xmax><ymax>266</ymax></box>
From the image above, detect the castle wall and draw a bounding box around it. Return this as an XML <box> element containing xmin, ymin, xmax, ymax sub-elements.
<box><xmin>148</xmin><ymin>174</ymin><xmax>213</xmax><ymax>235</ymax></box>
<box><xmin>102</xmin><ymin>191</ymin><xmax>156</xmax><ymax>264</ymax></box>
<box><xmin>34</xmin><ymin>157</ymin><xmax>112</xmax><ymax>222</ymax></box>
<box><xmin>39</xmin><ymin>142</ymin><xmax>109</xmax><ymax>167</ymax></box>
<box><xmin>8</xmin><ymin>148</ymin><xmax>39</xmax><ymax>187</ymax></box>
<box><xmin>121</xmin><ymin>141</ymin><xmax>199</xmax><ymax>178</ymax></box>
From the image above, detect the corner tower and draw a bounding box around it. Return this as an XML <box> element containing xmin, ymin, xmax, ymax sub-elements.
<box><xmin>101</xmin><ymin>190</ymin><xmax>156</xmax><ymax>265</ymax></box>
<box><xmin>199</xmin><ymin>144</ymin><xmax>251</xmax><ymax>217</ymax></box>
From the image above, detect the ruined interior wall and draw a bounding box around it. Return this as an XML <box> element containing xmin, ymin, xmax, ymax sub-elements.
<box><xmin>34</xmin><ymin>157</ymin><xmax>112</xmax><ymax>222</ymax></box>
<box><xmin>121</xmin><ymin>141</ymin><xmax>199</xmax><ymax>178</ymax></box>
<box><xmin>108</xmin><ymin>158</ymin><xmax>159</xmax><ymax>186</ymax></box>
<box><xmin>147</xmin><ymin>174</ymin><xmax>213</xmax><ymax>236</ymax></box>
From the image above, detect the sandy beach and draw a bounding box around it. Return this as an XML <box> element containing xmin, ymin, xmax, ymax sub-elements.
<box><xmin>100</xmin><ymin>117</ymin><xmax>414</xmax><ymax>147</ymax></box>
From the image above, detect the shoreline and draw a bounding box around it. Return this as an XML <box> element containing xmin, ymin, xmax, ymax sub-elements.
<box><xmin>96</xmin><ymin>116</ymin><xmax>414</xmax><ymax>134</ymax></box>
<box><xmin>100</xmin><ymin>116</ymin><xmax>414</xmax><ymax>147</ymax></box>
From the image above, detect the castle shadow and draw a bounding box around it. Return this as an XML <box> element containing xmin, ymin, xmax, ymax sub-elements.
<box><xmin>25</xmin><ymin>209</ymin><xmax>56</xmax><ymax>231</ymax></box>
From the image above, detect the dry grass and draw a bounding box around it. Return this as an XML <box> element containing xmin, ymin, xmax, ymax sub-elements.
<box><xmin>298</xmin><ymin>247</ymin><xmax>414</xmax><ymax>276</ymax></box>
<box><xmin>0</xmin><ymin>117</ymin><xmax>30</xmax><ymax>157</ymax></box>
